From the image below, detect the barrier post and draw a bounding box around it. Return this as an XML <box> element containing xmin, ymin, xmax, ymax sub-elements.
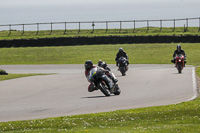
<box><xmin>173</xmin><ymin>19</ymin><xmax>175</xmax><ymax>32</ymax></box>
<box><xmin>78</xmin><ymin>22</ymin><xmax>80</xmax><ymax>34</ymax></box>
<box><xmin>186</xmin><ymin>18</ymin><xmax>188</xmax><ymax>31</ymax></box>
<box><xmin>105</xmin><ymin>21</ymin><xmax>108</xmax><ymax>33</ymax></box>
<box><xmin>64</xmin><ymin>22</ymin><xmax>67</xmax><ymax>34</ymax></box>
<box><xmin>50</xmin><ymin>23</ymin><xmax>52</xmax><ymax>35</ymax></box>
<box><xmin>146</xmin><ymin>20</ymin><xmax>149</xmax><ymax>33</ymax></box>
<box><xmin>36</xmin><ymin>23</ymin><xmax>39</xmax><ymax>35</ymax></box>
<box><xmin>184</xmin><ymin>18</ymin><xmax>188</xmax><ymax>32</ymax></box>
<box><xmin>119</xmin><ymin>21</ymin><xmax>122</xmax><ymax>33</ymax></box>
<box><xmin>160</xmin><ymin>20</ymin><xmax>162</xmax><ymax>32</ymax></box>
<box><xmin>21</xmin><ymin>24</ymin><xmax>24</xmax><ymax>35</ymax></box>
<box><xmin>91</xmin><ymin>22</ymin><xmax>95</xmax><ymax>33</ymax></box>
<box><xmin>199</xmin><ymin>17</ymin><xmax>200</xmax><ymax>32</ymax></box>
<box><xmin>133</xmin><ymin>21</ymin><xmax>135</xmax><ymax>33</ymax></box>
<box><xmin>8</xmin><ymin>24</ymin><xmax>11</xmax><ymax>36</ymax></box>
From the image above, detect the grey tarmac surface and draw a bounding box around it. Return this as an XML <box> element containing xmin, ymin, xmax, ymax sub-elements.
<box><xmin>0</xmin><ymin>64</ymin><xmax>198</xmax><ymax>122</ymax></box>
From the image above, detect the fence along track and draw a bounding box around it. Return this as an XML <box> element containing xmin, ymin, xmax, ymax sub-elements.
<box><xmin>0</xmin><ymin>17</ymin><xmax>200</xmax><ymax>36</ymax></box>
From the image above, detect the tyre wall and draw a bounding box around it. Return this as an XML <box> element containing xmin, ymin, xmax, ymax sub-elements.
<box><xmin>0</xmin><ymin>35</ymin><xmax>200</xmax><ymax>47</ymax></box>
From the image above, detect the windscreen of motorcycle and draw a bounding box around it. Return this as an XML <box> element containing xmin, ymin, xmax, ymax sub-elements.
<box><xmin>119</xmin><ymin>57</ymin><xmax>126</xmax><ymax>62</ymax></box>
<box><xmin>89</xmin><ymin>67</ymin><xmax>98</xmax><ymax>81</ymax></box>
<box><xmin>119</xmin><ymin>57</ymin><xmax>127</xmax><ymax>66</ymax></box>
<box><xmin>177</xmin><ymin>54</ymin><xmax>184</xmax><ymax>58</ymax></box>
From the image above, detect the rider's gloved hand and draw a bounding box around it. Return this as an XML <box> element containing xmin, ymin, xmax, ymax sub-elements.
<box><xmin>105</xmin><ymin>70</ymin><xmax>109</xmax><ymax>74</ymax></box>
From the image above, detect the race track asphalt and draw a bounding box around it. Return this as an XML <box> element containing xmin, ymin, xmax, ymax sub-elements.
<box><xmin>0</xmin><ymin>64</ymin><xmax>198</xmax><ymax>122</ymax></box>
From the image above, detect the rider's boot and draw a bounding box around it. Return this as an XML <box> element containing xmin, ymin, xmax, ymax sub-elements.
<box><xmin>110</xmin><ymin>73</ymin><xmax>118</xmax><ymax>83</ymax></box>
<box><xmin>88</xmin><ymin>84</ymin><xmax>98</xmax><ymax>92</ymax></box>
<box><xmin>112</xmin><ymin>78</ymin><xmax>118</xmax><ymax>83</ymax></box>
<box><xmin>184</xmin><ymin>60</ymin><xmax>187</xmax><ymax>67</ymax></box>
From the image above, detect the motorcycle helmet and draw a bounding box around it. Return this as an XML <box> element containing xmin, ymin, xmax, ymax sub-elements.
<box><xmin>85</xmin><ymin>60</ymin><xmax>93</xmax><ymax>71</ymax></box>
<box><xmin>119</xmin><ymin>48</ymin><xmax>123</xmax><ymax>52</ymax></box>
<box><xmin>98</xmin><ymin>60</ymin><xmax>103</xmax><ymax>67</ymax></box>
<box><xmin>177</xmin><ymin>44</ymin><xmax>181</xmax><ymax>52</ymax></box>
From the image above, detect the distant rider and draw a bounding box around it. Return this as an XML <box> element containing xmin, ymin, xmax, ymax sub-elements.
<box><xmin>171</xmin><ymin>44</ymin><xmax>187</xmax><ymax>65</ymax></box>
<box><xmin>97</xmin><ymin>60</ymin><xmax>117</xmax><ymax>83</ymax></box>
<box><xmin>115</xmin><ymin>48</ymin><xmax>129</xmax><ymax>69</ymax></box>
<box><xmin>97</xmin><ymin>60</ymin><xmax>111</xmax><ymax>71</ymax></box>
<box><xmin>85</xmin><ymin>60</ymin><xmax>117</xmax><ymax>92</ymax></box>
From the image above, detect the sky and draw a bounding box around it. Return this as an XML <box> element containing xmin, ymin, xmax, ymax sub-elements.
<box><xmin>0</xmin><ymin>0</ymin><xmax>199</xmax><ymax>26</ymax></box>
<box><xmin>1</xmin><ymin>0</ymin><xmax>200</xmax><ymax>6</ymax></box>
<box><xmin>1</xmin><ymin>0</ymin><xmax>199</xmax><ymax>12</ymax></box>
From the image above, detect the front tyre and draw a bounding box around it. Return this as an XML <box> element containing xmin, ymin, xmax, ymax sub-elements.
<box><xmin>119</xmin><ymin>67</ymin><xmax>126</xmax><ymax>76</ymax></box>
<box><xmin>177</xmin><ymin>63</ymin><xmax>182</xmax><ymax>73</ymax></box>
<box><xmin>98</xmin><ymin>81</ymin><xmax>111</xmax><ymax>96</ymax></box>
<box><xmin>113</xmin><ymin>84</ymin><xmax>121</xmax><ymax>95</ymax></box>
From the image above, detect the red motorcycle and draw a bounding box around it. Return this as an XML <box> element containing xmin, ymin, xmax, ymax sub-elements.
<box><xmin>175</xmin><ymin>54</ymin><xmax>185</xmax><ymax>73</ymax></box>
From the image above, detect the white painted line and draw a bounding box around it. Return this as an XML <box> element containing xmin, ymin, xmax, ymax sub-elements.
<box><xmin>186</xmin><ymin>67</ymin><xmax>199</xmax><ymax>101</ymax></box>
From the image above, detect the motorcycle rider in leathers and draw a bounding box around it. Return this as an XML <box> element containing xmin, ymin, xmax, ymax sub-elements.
<box><xmin>97</xmin><ymin>60</ymin><xmax>111</xmax><ymax>71</ymax></box>
<box><xmin>115</xmin><ymin>48</ymin><xmax>129</xmax><ymax>70</ymax></box>
<box><xmin>171</xmin><ymin>44</ymin><xmax>187</xmax><ymax>65</ymax></box>
<box><xmin>85</xmin><ymin>60</ymin><xmax>117</xmax><ymax>92</ymax></box>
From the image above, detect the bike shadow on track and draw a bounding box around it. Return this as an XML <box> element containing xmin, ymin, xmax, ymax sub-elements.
<box><xmin>82</xmin><ymin>95</ymin><xmax>117</xmax><ymax>99</ymax></box>
<box><xmin>115</xmin><ymin>75</ymin><xmax>126</xmax><ymax>77</ymax></box>
<box><xmin>173</xmin><ymin>72</ymin><xmax>184</xmax><ymax>74</ymax></box>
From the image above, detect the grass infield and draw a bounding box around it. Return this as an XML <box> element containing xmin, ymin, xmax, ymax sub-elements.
<box><xmin>0</xmin><ymin>74</ymin><xmax>49</xmax><ymax>81</ymax></box>
<box><xmin>0</xmin><ymin>43</ymin><xmax>199</xmax><ymax>132</ymax></box>
<box><xmin>0</xmin><ymin>43</ymin><xmax>200</xmax><ymax>65</ymax></box>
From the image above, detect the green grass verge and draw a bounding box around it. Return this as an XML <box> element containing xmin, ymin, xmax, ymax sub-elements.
<box><xmin>196</xmin><ymin>67</ymin><xmax>200</xmax><ymax>77</ymax></box>
<box><xmin>0</xmin><ymin>73</ymin><xmax>49</xmax><ymax>81</ymax></box>
<box><xmin>0</xmin><ymin>27</ymin><xmax>200</xmax><ymax>40</ymax></box>
<box><xmin>0</xmin><ymin>43</ymin><xmax>200</xmax><ymax>65</ymax></box>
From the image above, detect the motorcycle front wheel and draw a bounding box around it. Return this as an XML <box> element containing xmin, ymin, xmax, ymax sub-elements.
<box><xmin>177</xmin><ymin>63</ymin><xmax>182</xmax><ymax>73</ymax></box>
<box><xmin>113</xmin><ymin>84</ymin><xmax>121</xmax><ymax>95</ymax></box>
<box><xmin>119</xmin><ymin>67</ymin><xmax>126</xmax><ymax>76</ymax></box>
<box><xmin>98</xmin><ymin>81</ymin><xmax>111</xmax><ymax>96</ymax></box>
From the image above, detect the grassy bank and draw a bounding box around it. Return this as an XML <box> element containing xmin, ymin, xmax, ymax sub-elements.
<box><xmin>0</xmin><ymin>43</ymin><xmax>200</xmax><ymax>65</ymax></box>
<box><xmin>0</xmin><ymin>27</ymin><xmax>200</xmax><ymax>40</ymax></box>
<box><xmin>0</xmin><ymin>43</ymin><xmax>199</xmax><ymax>132</ymax></box>
<box><xmin>0</xmin><ymin>73</ymin><xmax>48</xmax><ymax>81</ymax></box>
<box><xmin>197</xmin><ymin>67</ymin><xmax>200</xmax><ymax>77</ymax></box>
